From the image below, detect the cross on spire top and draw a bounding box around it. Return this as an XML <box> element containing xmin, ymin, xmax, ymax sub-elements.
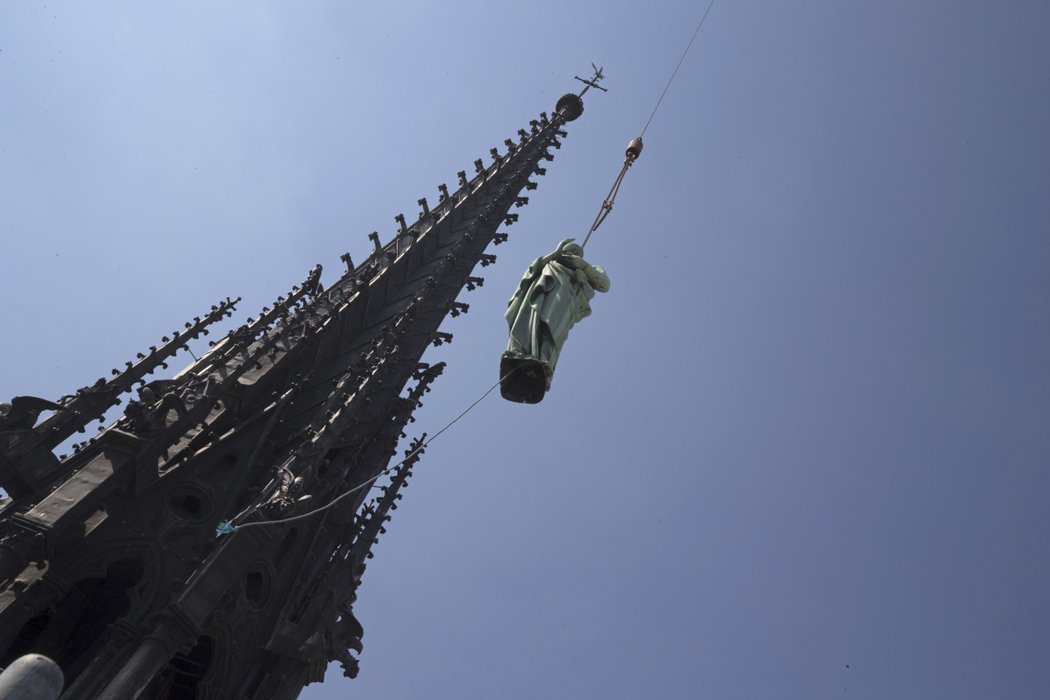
<box><xmin>574</xmin><ymin>63</ymin><xmax>608</xmax><ymax>97</ymax></box>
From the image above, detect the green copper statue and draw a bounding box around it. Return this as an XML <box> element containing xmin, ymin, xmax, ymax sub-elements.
<box><xmin>500</xmin><ymin>238</ymin><xmax>610</xmax><ymax>403</ymax></box>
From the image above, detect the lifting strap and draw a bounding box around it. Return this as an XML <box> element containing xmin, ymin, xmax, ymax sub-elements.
<box><xmin>581</xmin><ymin>139</ymin><xmax>642</xmax><ymax>249</ymax></box>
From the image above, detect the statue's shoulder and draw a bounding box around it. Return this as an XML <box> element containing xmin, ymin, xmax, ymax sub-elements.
<box><xmin>585</xmin><ymin>264</ymin><xmax>610</xmax><ymax>293</ymax></box>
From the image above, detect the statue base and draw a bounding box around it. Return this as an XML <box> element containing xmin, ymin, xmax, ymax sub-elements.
<box><xmin>499</xmin><ymin>354</ymin><xmax>551</xmax><ymax>404</ymax></box>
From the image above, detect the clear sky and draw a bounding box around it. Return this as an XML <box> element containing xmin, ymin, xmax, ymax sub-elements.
<box><xmin>2</xmin><ymin>2</ymin><xmax>1048</xmax><ymax>698</ymax></box>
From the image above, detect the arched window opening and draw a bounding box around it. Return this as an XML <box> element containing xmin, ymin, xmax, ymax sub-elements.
<box><xmin>0</xmin><ymin>556</ymin><xmax>145</xmax><ymax>686</ymax></box>
<box><xmin>139</xmin><ymin>634</ymin><xmax>214</xmax><ymax>700</ymax></box>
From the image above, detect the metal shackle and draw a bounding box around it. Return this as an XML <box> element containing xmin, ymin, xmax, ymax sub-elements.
<box><xmin>625</xmin><ymin>136</ymin><xmax>644</xmax><ymax>161</ymax></box>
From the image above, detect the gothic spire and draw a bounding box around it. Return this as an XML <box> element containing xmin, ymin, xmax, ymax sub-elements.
<box><xmin>0</xmin><ymin>79</ymin><xmax>592</xmax><ymax>699</ymax></box>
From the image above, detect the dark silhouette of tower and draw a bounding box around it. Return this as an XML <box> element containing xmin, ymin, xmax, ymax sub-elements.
<box><xmin>0</xmin><ymin>81</ymin><xmax>589</xmax><ymax>698</ymax></box>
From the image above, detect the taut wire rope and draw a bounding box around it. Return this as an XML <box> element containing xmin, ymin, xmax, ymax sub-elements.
<box><xmin>640</xmin><ymin>0</ymin><xmax>717</xmax><ymax>138</ymax></box>
<box><xmin>581</xmin><ymin>0</ymin><xmax>716</xmax><ymax>250</ymax></box>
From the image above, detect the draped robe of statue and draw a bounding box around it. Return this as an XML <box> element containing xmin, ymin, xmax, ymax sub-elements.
<box><xmin>500</xmin><ymin>238</ymin><xmax>610</xmax><ymax>403</ymax></box>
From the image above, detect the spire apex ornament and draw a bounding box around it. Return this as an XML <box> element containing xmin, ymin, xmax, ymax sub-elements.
<box><xmin>574</xmin><ymin>62</ymin><xmax>607</xmax><ymax>96</ymax></box>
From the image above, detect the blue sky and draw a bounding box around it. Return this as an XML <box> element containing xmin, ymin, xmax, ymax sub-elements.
<box><xmin>2</xmin><ymin>2</ymin><xmax>1048</xmax><ymax>698</ymax></box>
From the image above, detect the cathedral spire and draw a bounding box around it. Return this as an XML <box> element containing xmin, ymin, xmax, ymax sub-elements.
<box><xmin>0</xmin><ymin>77</ymin><xmax>592</xmax><ymax>699</ymax></box>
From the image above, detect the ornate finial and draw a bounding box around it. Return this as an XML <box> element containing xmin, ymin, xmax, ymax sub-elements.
<box><xmin>556</xmin><ymin>64</ymin><xmax>605</xmax><ymax>123</ymax></box>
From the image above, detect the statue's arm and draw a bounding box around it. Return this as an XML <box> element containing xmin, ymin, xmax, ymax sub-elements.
<box><xmin>555</xmin><ymin>253</ymin><xmax>609</xmax><ymax>292</ymax></box>
<box><xmin>558</xmin><ymin>254</ymin><xmax>589</xmax><ymax>270</ymax></box>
